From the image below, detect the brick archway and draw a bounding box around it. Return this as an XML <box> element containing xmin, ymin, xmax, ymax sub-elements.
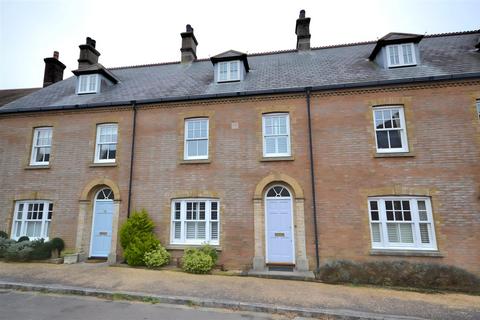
<box><xmin>252</xmin><ymin>173</ymin><xmax>309</xmax><ymax>272</ymax></box>
<box><xmin>76</xmin><ymin>178</ymin><xmax>121</xmax><ymax>263</ymax></box>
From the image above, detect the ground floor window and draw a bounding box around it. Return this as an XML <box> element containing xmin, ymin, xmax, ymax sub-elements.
<box><xmin>368</xmin><ymin>197</ymin><xmax>437</xmax><ymax>250</ymax></box>
<box><xmin>171</xmin><ymin>199</ymin><xmax>219</xmax><ymax>245</ymax></box>
<box><xmin>11</xmin><ymin>200</ymin><xmax>52</xmax><ymax>240</ymax></box>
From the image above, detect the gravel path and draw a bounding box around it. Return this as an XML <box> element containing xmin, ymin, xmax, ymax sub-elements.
<box><xmin>0</xmin><ymin>262</ymin><xmax>478</xmax><ymax>319</ymax></box>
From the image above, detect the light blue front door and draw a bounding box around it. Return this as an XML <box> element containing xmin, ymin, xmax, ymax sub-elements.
<box><xmin>266</xmin><ymin>198</ymin><xmax>294</xmax><ymax>264</ymax></box>
<box><xmin>90</xmin><ymin>200</ymin><xmax>113</xmax><ymax>257</ymax></box>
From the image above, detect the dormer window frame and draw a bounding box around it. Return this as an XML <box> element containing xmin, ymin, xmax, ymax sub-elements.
<box><xmin>386</xmin><ymin>43</ymin><xmax>417</xmax><ymax>68</ymax></box>
<box><xmin>77</xmin><ymin>74</ymin><xmax>100</xmax><ymax>94</ymax></box>
<box><xmin>217</xmin><ymin>60</ymin><xmax>241</xmax><ymax>83</ymax></box>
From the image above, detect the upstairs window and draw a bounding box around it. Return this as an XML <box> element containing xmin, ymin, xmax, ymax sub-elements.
<box><xmin>30</xmin><ymin>127</ymin><xmax>52</xmax><ymax>166</ymax></box>
<box><xmin>262</xmin><ymin>113</ymin><xmax>291</xmax><ymax>157</ymax></box>
<box><xmin>11</xmin><ymin>201</ymin><xmax>53</xmax><ymax>240</ymax></box>
<box><xmin>184</xmin><ymin>118</ymin><xmax>209</xmax><ymax>160</ymax></box>
<box><xmin>95</xmin><ymin>124</ymin><xmax>117</xmax><ymax>163</ymax></box>
<box><xmin>78</xmin><ymin>74</ymin><xmax>99</xmax><ymax>94</ymax></box>
<box><xmin>386</xmin><ymin>43</ymin><xmax>416</xmax><ymax>68</ymax></box>
<box><xmin>171</xmin><ymin>199</ymin><xmax>219</xmax><ymax>245</ymax></box>
<box><xmin>368</xmin><ymin>197</ymin><xmax>437</xmax><ymax>250</ymax></box>
<box><xmin>218</xmin><ymin>61</ymin><xmax>240</xmax><ymax>82</ymax></box>
<box><xmin>373</xmin><ymin>106</ymin><xmax>408</xmax><ymax>153</ymax></box>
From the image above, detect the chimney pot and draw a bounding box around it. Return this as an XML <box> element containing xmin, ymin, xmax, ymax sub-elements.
<box><xmin>78</xmin><ymin>37</ymin><xmax>101</xmax><ymax>69</ymax></box>
<box><xmin>180</xmin><ymin>24</ymin><xmax>198</xmax><ymax>63</ymax></box>
<box><xmin>43</xmin><ymin>50</ymin><xmax>66</xmax><ymax>87</ymax></box>
<box><xmin>295</xmin><ymin>9</ymin><xmax>311</xmax><ymax>50</ymax></box>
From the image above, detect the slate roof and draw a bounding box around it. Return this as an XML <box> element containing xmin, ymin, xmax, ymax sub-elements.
<box><xmin>0</xmin><ymin>88</ymin><xmax>40</xmax><ymax>107</ymax></box>
<box><xmin>1</xmin><ymin>30</ymin><xmax>480</xmax><ymax>114</ymax></box>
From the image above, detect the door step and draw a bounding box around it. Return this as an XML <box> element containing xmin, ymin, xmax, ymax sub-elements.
<box><xmin>268</xmin><ymin>265</ymin><xmax>294</xmax><ymax>272</ymax></box>
<box><xmin>86</xmin><ymin>257</ymin><xmax>107</xmax><ymax>263</ymax></box>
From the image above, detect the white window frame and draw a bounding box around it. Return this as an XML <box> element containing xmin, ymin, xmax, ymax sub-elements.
<box><xmin>11</xmin><ymin>200</ymin><xmax>53</xmax><ymax>241</ymax></box>
<box><xmin>217</xmin><ymin>61</ymin><xmax>241</xmax><ymax>82</ymax></box>
<box><xmin>94</xmin><ymin>123</ymin><xmax>118</xmax><ymax>163</ymax></box>
<box><xmin>170</xmin><ymin>199</ymin><xmax>220</xmax><ymax>245</ymax></box>
<box><xmin>30</xmin><ymin>127</ymin><xmax>52</xmax><ymax>166</ymax></box>
<box><xmin>77</xmin><ymin>74</ymin><xmax>99</xmax><ymax>94</ymax></box>
<box><xmin>373</xmin><ymin>106</ymin><xmax>409</xmax><ymax>153</ymax></box>
<box><xmin>262</xmin><ymin>113</ymin><xmax>291</xmax><ymax>157</ymax></box>
<box><xmin>368</xmin><ymin>197</ymin><xmax>437</xmax><ymax>251</ymax></box>
<box><xmin>386</xmin><ymin>43</ymin><xmax>416</xmax><ymax>68</ymax></box>
<box><xmin>184</xmin><ymin>118</ymin><xmax>209</xmax><ymax>160</ymax></box>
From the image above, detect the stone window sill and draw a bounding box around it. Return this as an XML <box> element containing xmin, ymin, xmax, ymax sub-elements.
<box><xmin>166</xmin><ymin>244</ymin><xmax>222</xmax><ymax>251</ymax></box>
<box><xmin>89</xmin><ymin>162</ymin><xmax>117</xmax><ymax>167</ymax></box>
<box><xmin>179</xmin><ymin>159</ymin><xmax>211</xmax><ymax>165</ymax></box>
<box><xmin>374</xmin><ymin>152</ymin><xmax>415</xmax><ymax>158</ymax></box>
<box><xmin>370</xmin><ymin>249</ymin><xmax>443</xmax><ymax>257</ymax></box>
<box><xmin>25</xmin><ymin>165</ymin><xmax>50</xmax><ymax>170</ymax></box>
<box><xmin>260</xmin><ymin>156</ymin><xmax>295</xmax><ymax>162</ymax></box>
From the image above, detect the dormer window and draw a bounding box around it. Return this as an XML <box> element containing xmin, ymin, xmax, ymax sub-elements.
<box><xmin>218</xmin><ymin>61</ymin><xmax>240</xmax><ymax>82</ymax></box>
<box><xmin>77</xmin><ymin>74</ymin><xmax>99</xmax><ymax>94</ymax></box>
<box><xmin>210</xmin><ymin>50</ymin><xmax>249</xmax><ymax>84</ymax></box>
<box><xmin>386</xmin><ymin>43</ymin><xmax>416</xmax><ymax>68</ymax></box>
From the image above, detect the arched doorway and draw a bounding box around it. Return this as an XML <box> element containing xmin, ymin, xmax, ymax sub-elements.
<box><xmin>265</xmin><ymin>185</ymin><xmax>295</xmax><ymax>264</ymax></box>
<box><xmin>89</xmin><ymin>188</ymin><xmax>114</xmax><ymax>257</ymax></box>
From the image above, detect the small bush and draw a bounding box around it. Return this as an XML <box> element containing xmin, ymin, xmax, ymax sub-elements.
<box><xmin>29</xmin><ymin>239</ymin><xmax>52</xmax><ymax>260</ymax></box>
<box><xmin>318</xmin><ymin>260</ymin><xmax>480</xmax><ymax>293</ymax></box>
<box><xmin>17</xmin><ymin>236</ymin><xmax>30</xmax><ymax>243</ymax></box>
<box><xmin>4</xmin><ymin>241</ymin><xmax>34</xmax><ymax>261</ymax></box>
<box><xmin>119</xmin><ymin>210</ymin><xmax>160</xmax><ymax>266</ymax></box>
<box><xmin>199</xmin><ymin>244</ymin><xmax>218</xmax><ymax>265</ymax></box>
<box><xmin>182</xmin><ymin>248</ymin><xmax>214</xmax><ymax>274</ymax></box>
<box><xmin>50</xmin><ymin>237</ymin><xmax>65</xmax><ymax>256</ymax></box>
<box><xmin>0</xmin><ymin>231</ymin><xmax>8</xmax><ymax>239</ymax></box>
<box><xmin>144</xmin><ymin>244</ymin><xmax>171</xmax><ymax>269</ymax></box>
<box><xmin>0</xmin><ymin>238</ymin><xmax>16</xmax><ymax>258</ymax></box>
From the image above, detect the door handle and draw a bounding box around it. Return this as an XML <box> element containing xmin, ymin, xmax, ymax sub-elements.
<box><xmin>99</xmin><ymin>231</ymin><xmax>108</xmax><ymax>236</ymax></box>
<box><xmin>274</xmin><ymin>232</ymin><xmax>285</xmax><ymax>237</ymax></box>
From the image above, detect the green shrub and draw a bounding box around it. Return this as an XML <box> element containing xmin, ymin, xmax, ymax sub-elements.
<box><xmin>17</xmin><ymin>236</ymin><xmax>30</xmax><ymax>243</ymax></box>
<box><xmin>0</xmin><ymin>231</ymin><xmax>8</xmax><ymax>239</ymax></box>
<box><xmin>29</xmin><ymin>239</ymin><xmax>52</xmax><ymax>260</ymax></box>
<box><xmin>119</xmin><ymin>210</ymin><xmax>160</xmax><ymax>266</ymax></box>
<box><xmin>318</xmin><ymin>260</ymin><xmax>480</xmax><ymax>293</ymax></box>
<box><xmin>120</xmin><ymin>209</ymin><xmax>156</xmax><ymax>249</ymax></box>
<box><xmin>199</xmin><ymin>244</ymin><xmax>218</xmax><ymax>265</ymax></box>
<box><xmin>50</xmin><ymin>237</ymin><xmax>65</xmax><ymax>256</ymax></box>
<box><xmin>144</xmin><ymin>244</ymin><xmax>171</xmax><ymax>269</ymax></box>
<box><xmin>4</xmin><ymin>241</ymin><xmax>34</xmax><ymax>261</ymax></box>
<box><xmin>182</xmin><ymin>248</ymin><xmax>214</xmax><ymax>274</ymax></box>
<box><xmin>0</xmin><ymin>238</ymin><xmax>16</xmax><ymax>258</ymax></box>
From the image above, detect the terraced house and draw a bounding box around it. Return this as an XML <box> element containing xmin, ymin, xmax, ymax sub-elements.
<box><xmin>1</xmin><ymin>11</ymin><xmax>479</xmax><ymax>277</ymax></box>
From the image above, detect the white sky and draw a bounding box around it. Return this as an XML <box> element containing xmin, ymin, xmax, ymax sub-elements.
<box><xmin>0</xmin><ymin>0</ymin><xmax>479</xmax><ymax>89</ymax></box>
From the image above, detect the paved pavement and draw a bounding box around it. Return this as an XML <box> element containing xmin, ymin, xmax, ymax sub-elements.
<box><xmin>0</xmin><ymin>290</ymin><xmax>298</xmax><ymax>320</ymax></box>
<box><xmin>0</xmin><ymin>262</ymin><xmax>479</xmax><ymax>319</ymax></box>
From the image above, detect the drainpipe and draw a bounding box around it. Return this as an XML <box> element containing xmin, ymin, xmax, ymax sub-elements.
<box><xmin>127</xmin><ymin>101</ymin><xmax>137</xmax><ymax>218</ymax></box>
<box><xmin>305</xmin><ymin>87</ymin><xmax>320</xmax><ymax>273</ymax></box>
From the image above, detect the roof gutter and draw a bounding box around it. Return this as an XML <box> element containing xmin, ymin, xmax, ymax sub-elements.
<box><xmin>1</xmin><ymin>72</ymin><xmax>480</xmax><ymax>115</ymax></box>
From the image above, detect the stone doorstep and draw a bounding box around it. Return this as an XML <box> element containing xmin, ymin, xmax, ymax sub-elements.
<box><xmin>0</xmin><ymin>281</ymin><xmax>426</xmax><ymax>320</ymax></box>
<box><xmin>247</xmin><ymin>269</ymin><xmax>316</xmax><ymax>281</ymax></box>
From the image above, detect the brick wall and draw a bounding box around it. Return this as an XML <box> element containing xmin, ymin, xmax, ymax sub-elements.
<box><xmin>0</xmin><ymin>81</ymin><xmax>478</xmax><ymax>274</ymax></box>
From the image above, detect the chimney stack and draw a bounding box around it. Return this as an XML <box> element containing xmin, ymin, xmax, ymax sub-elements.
<box><xmin>43</xmin><ymin>51</ymin><xmax>66</xmax><ymax>87</ymax></box>
<box><xmin>180</xmin><ymin>24</ymin><xmax>198</xmax><ymax>63</ymax></box>
<box><xmin>295</xmin><ymin>10</ymin><xmax>311</xmax><ymax>50</ymax></box>
<box><xmin>78</xmin><ymin>37</ymin><xmax>100</xmax><ymax>69</ymax></box>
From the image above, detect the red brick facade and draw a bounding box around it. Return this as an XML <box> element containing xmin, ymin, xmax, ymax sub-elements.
<box><xmin>0</xmin><ymin>80</ymin><xmax>479</xmax><ymax>274</ymax></box>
